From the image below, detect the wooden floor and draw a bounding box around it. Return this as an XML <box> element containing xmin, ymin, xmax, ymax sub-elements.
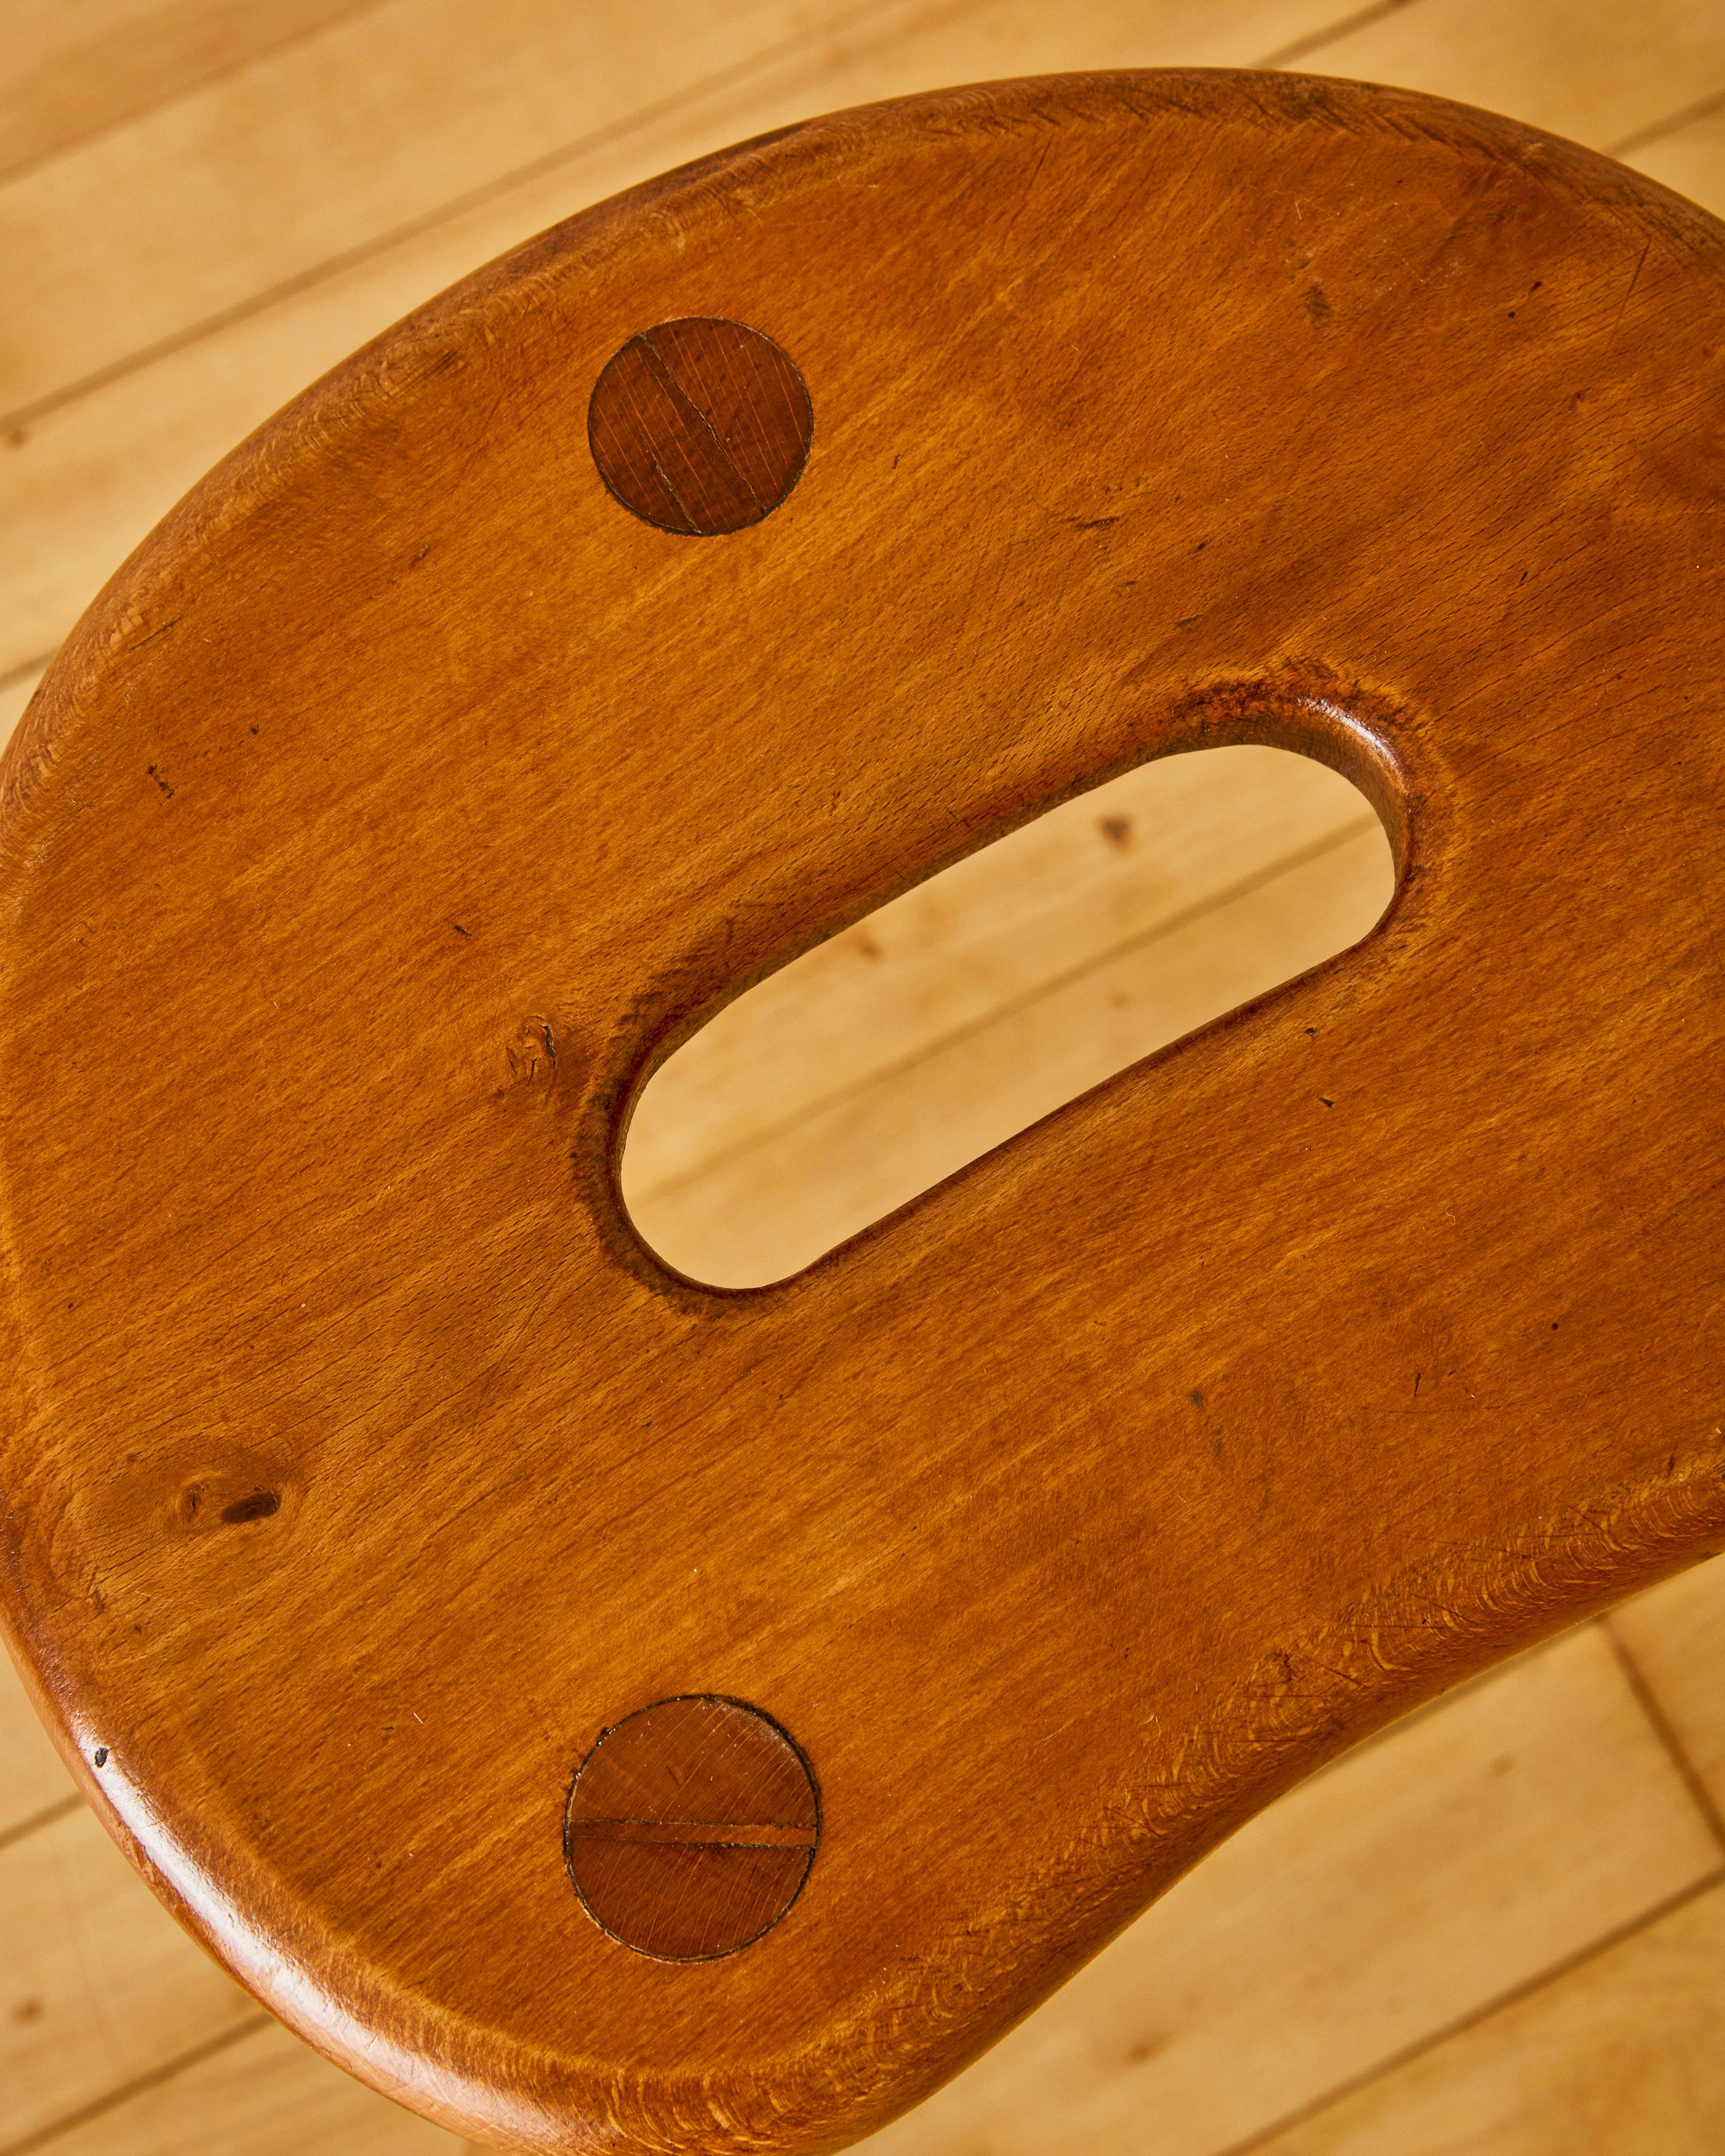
<box><xmin>4</xmin><ymin>1</ymin><xmax>1725</xmax><ymax>2150</ymax></box>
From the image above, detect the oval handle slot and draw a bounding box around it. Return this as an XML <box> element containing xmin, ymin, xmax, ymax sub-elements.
<box><xmin>623</xmin><ymin>746</ymin><xmax>1394</xmax><ymax>1288</ymax></box>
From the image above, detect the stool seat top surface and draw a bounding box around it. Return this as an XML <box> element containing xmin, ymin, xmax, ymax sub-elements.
<box><xmin>3</xmin><ymin>66</ymin><xmax>1725</xmax><ymax>2155</ymax></box>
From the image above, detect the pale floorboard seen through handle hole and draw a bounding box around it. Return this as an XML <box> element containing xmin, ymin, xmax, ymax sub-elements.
<box><xmin>622</xmin><ymin>746</ymin><xmax>1396</xmax><ymax>1289</ymax></box>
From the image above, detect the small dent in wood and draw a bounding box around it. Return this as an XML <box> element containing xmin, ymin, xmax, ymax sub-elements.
<box><xmin>505</xmin><ymin>1016</ymin><xmax>558</xmax><ymax>1095</ymax></box>
<box><xmin>171</xmin><ymin>1456</ymin><xmax>295</xmax><ymax>1539</ymax></box>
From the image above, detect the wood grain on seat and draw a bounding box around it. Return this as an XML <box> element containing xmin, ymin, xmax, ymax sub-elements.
<box><xmin>2</xmin><ymin>68</ymin><xmax>1724</xmax><ymax>2155</ymax></box>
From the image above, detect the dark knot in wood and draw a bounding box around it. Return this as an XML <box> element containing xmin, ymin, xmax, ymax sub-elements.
<box><xmin>587</xmin><ymin>318</ymin><xmax>812</xmax><ymax>536</ymax></box>
<box><xmin>564</xmin><ymin>1695</ymin><xmax>819</xmax><ymax>1960</ymax></box>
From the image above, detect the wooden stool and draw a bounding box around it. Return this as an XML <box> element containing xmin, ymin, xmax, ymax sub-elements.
<box><xmin>2</xmin><ymin>67</ymin><xmax>1723</xmax><ymax>2154</ymax></box>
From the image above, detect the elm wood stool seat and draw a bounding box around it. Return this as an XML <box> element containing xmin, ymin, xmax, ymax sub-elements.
<box><xmin>3</xmin><ymin>66</ymin><xmax>1724</xmax><ymax>2155</ymax></box>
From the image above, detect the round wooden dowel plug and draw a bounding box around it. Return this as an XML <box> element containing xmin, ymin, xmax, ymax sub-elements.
<box><xmin>564</xmin><ymin>1696</ymin><xmax>819</xmax><ymax>1960</ymax></box>
<box><xmin>587</xmin><ymin>317</ymin><xmax>812</xmax><ymax>535</ymax></box>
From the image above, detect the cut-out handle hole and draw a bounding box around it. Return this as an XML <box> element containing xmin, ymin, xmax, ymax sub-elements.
<box><xmin>622</xmin><ymin>747</ymin><xmax>1395</xmax><ymax>1288</ymax></box>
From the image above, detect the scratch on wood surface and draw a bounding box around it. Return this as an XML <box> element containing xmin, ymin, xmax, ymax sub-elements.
<box><xmin>1615</xmin><ymin>238</ymin><xmax>1653</xmax><ymax>328</ymax></box>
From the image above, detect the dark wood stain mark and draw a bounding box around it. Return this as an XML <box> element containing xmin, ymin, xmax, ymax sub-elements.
<box><xmin>221</xmin><ymin>1489</ymin><xmax>281</xmax><ymax>1525</ymax></box>
<box><xmin>588</xmin><ymin>319</ymin><xmax>812</xmax><ymax>536</ymax></box>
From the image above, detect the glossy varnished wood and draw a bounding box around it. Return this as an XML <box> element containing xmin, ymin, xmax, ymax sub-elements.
<box><xmin>3</xmin><ymin>68</ymin><xmax>1725</xmax><ymax>2155</ymax></box>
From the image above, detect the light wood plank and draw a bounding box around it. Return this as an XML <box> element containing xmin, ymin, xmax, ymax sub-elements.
<box><xmin>0</xmin><ymin>0</ymin><xmax>384</xmax><ymax>187</ymax></box>
<box><xmin>1296</xmin><ymin>0</ymin><xmax>1725</xmax><ymax>151</ymax></box>
<box><xmin>1627</xmin><ymin>104</ymin><xmax>1725</xmax><ymax>217</ymax></box>
<box><xmin>0</xmin><ymin>1639</ymin><xmax>79</xmax><ymax>1841</ymax></box>
<box><xmin>1</xmin><ymin>1806</ymin><xmax>255</xmax><ymax>2147</ymax></box>
<box><xmin>0</xmin><ymin>663</ymin><xmax>49</xmax><ymax>754</ymax></box>
<box><xmin>626</xmin><ymin>748</ymin><xmax>1384</xmax><ymax>1200</ymax></box>
<box><xmin>0</xmin><ymin>0</ymin><xmax>860</xmax><ymax>417</ymax></box>
<box><xmin>43</xmin><ymin>2018</ymin><xmax>468</xmax><ymax>2155</ymax></box>
<box><xmin>853</xmin><ymin>1627</ymin><xmax>1722</xmax><ymax>2156</ymax></box>
<box><xmin>631</xmin><ymin>815</ymin><xmax>1392</xmax><ymax>1284</ymax></box>
<box><xmin>1249</xmin><ymin>1879</ymin><xmax>1725</xmax><ymax>2155</ymax></box>
<box><xmin>1609</xmin><ymin>1555</ymin><xmax>1725</xmax><ymax>1823</ymax></box>
<box><xmin>0</xmin><ymin>0</ymin><xmax>1355</xmax><ymax>424</ymax></box>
